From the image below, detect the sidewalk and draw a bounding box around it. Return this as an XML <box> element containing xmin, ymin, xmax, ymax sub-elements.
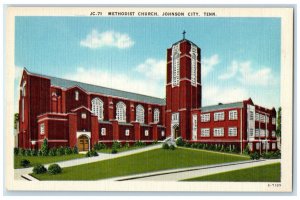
<box><xmin>14</xmin><ymin>144</ymin><xmax>162</xmax><ymax>180</ymax></box>
<box><xmin>107</xmin><ymin>159</ymin><xmax>280</xmax><ymax>182</ymax></box>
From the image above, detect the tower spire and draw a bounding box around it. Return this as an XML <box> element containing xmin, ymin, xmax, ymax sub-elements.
<box><xmin>182</xmin><ymin>30</ymin><xmax>186</xmax><ymax>40</ymax></box>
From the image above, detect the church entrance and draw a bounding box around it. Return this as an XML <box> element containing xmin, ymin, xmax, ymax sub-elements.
<box><xmin>77</xmin><ymin>135</ymin><xmax>89</xmax><ymax>151</ymax></box>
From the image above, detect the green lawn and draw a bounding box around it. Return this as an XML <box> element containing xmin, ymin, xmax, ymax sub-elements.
<box><xmin>32</xmin><ymin>148</ymin><xmax>249</xmax><ymax>180</ymax></box>
<box><xmin>97</xmin><ymin>145</ymin><xmax>151</xmax><ymax>153</ymax></box>
<box><xmin>14</xmin><ymin>154</ymin><xmax>85</xmax><ymax>169</ymax></box>
<box><xmin>183</xmin><ymin>163</ymin><xmax>281</xmax><ymax>182</ymax></box>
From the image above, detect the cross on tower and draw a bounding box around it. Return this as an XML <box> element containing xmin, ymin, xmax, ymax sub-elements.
<box><xmin>182</xmin><ymin>30</ymin><xmax>186</xmax><ymax>39</ymax></box>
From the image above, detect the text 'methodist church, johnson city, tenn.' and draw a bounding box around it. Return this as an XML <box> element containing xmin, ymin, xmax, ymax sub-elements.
<box><xmin>17</xmin><ymin>36</ymin><xmax>278</xmax><ymax>153</ymax></box>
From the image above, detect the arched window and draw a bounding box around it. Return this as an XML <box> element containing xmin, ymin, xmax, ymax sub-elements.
<box><xmin>91</xmin><ymin>98</ymin><xmax>104</xmax><ymax>120</ymax></box>
<box><xmin>153</xmin><ymin>108</ymin><xmax>160</xmax><ymax>123</ymax></box>
<box><xmin>116</xmin><ymin>101</ymin><xmax>126</xmax><ymax>122</ymax></box>
<box><xmin>136</xmin><ymin>105</ymin><xmax>145</xmax><ymax>124</ymax></box>
<box><xmin>172</xmin><ymin>43</ymin><xmax>180</xmax><ymax>87</ymax></box>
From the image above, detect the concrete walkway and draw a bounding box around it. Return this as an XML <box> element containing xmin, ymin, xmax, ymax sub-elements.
<box><xmin>107</xmin><ymin>159</ymin><xmax>280</xmax><ymax>182</ymax></box>
<box><xmin>14</xmin><ymin>144</ymin><xmax>162</xmax><ymax>181</ymax></box>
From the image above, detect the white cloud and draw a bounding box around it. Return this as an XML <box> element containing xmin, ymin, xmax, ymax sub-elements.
<box><xmin>80</xmin><ymin>30</ymin><xmax>134</xmax><ymax>49</ymax></box>
<box><xmin>134</xmin><ymin>58</ymin><xmax>166</xmax><ymax>80</ymax></box>
<box><xmin>203</xmin><ymin>85</ymin><xmax>248</xmax><ymax>106</ymax></box>
<box><xmin>202</xmin><ymin>54</ymin><xmax>220</xmax><ymax>77</ymax></box>
<box><xmin>63</xmin><ymin>67</ymin><xmax>165</xmax><ymax>98</ymax></box>
<box><xmin>218</xmin><ymin>60</ymin><xmax>275</xmax><ymax>86</ymax></box>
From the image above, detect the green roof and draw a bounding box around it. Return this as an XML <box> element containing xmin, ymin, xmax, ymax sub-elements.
<box><xmin>28</xmin><ymin>70</ymin><xmax>166</xmax><ymax>105</ymax></box>
<box><xmin>201</xmin><ymin>102</ymin><xmax>244</xmax><ymax>112</ymax></box>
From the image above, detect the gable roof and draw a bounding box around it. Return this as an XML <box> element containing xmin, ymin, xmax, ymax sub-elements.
<box><xmin>26</xmin><ymin>69</ymin><xmax>166</xmax><ymax>105</ymax></box>
<box><xmin>201</xmin><ymin>101</ymin><xmax>244</xmax><ymax>113</ymax></box>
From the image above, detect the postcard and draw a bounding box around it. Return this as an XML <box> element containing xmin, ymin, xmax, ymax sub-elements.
<box><xmin>5</xmin><ymin>6</ymin><xmax>293</xmax><ymax>192</ymax></box>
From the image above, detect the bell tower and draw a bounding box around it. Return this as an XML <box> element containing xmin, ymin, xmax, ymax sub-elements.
<box><xmin>165</xmin><ymin>32</ymin><xmax>202</xmax><ymax>140</ymax></box>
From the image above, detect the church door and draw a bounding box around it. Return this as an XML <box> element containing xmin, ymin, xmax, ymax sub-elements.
<box><xmin>78</xmin><ymin>135</ymin><xmax>89</xmax><ymax>151</ymax></box>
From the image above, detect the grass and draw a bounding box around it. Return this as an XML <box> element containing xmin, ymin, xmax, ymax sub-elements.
<box><xmin>14</xmin><ymin>154</ymin><xmax>85</xmax><ymax>169</ymax></box>
<box><xmin>97</xmin><ymin>145</ymin><xmax>150</xmax><ymax>154</ymax></box>
<box><xmin>183</xmin><ymin>162</ymin><xmax>281</xmax><ymax>182</ymax></box>
<box><xmin>31</xmin><ymin>148</ymin><xmax>249</xmax><ymax>180</ymax></box>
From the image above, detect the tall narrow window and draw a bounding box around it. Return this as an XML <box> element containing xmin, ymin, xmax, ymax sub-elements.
<box><xmin>136</xmin><ymin>104</ymin><xmax>145</xmax><ymax>124</ymax></box>
<box><xmin>91</xmin><ymin>98</ymin><xmax>104</xmax><ymax>120</ymax></box>
<box><xmin>40</xmin><ymin>123</ymin><xmax>45</xmax><ymax>135</ymax></box>
<box><xmin>75</xmin><ymin>91</ymin><xmax>79</xmax><ymax>101</ymax></box>
<box><xmin>21</xmin><ymin>81</ymin><xmax>26</xmax><ymax>122</ymax></box>
<box><xmin>172</xmin><ymin>43</ymin><xmax>180</xmax><ymax>87</ymax></box>
<box><xmin>190</xmin><ymin>44</ymin><xmax>197</xmax><ymax>86</ymax></box>
<box><xmin>153</xmin><ymin>108</ymin><xmax>160</xmax><ymax>123</ymax></box>
<box><xmin>116</xmin><ymin>101</ymin><xmax>126</xmax><ymax>122</ymax></box>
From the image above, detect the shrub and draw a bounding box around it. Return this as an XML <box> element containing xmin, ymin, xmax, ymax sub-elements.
<box><xmin>197</xmin><ymin>143</ymin><xmax>203</xmax><ymax>149</ymax></box>
<box><xmin>64</xmin><ymin>147</ymin><xmax>73</xmax><ymax>155</ymax></box>
<box><xmin>169</xmin><ymin>144</ymin><xmax>175</xmax><ymax>150</ymax></box>
<box><xmin>48</xmin><ymin>164</ymin><xmax>62</xmax><ymax>175</ymax></box>
<box><xmin>184</xmin><ymin>142</ymin><xmax>191</xmax><ymax>148</ymax></box>
<box><xmin>111</xmin><ymin>148</ymin><xmax>118</xmax><ymax>154</ymax></box>
<box><xmin>162</xmin><ymin>143</ymin><xmax>169</xmax><ymax>150</ymax></box>
<box><xmin>243</xmin><ymin>145</ymin><xmax>250</xmax><ymax>155</ymax></box>
<box><xmin>86</xmin><ymin>149</ymin><xmax>98</xmax><ymax>157</ymax></box>
<box><xmin>18</xmin><ymin>148</ymin><xmax>25</xmax><ymax>156</ymax></box>
<box><xmin>56</xmin><ymin>146</ymin><xmax>65</xmax><ymax>156</ymax></box>
<box><xmin>124</xmin><ymin>142</ymin><xmax>130</xmax><ymax>149</ymax></box>
<box><xmin>20</xmin><ymin>159</ymin><xmax>30</xmax><ymax>168</ymax></box>
<box><xmin>31</xmin><ymin>149</ymin><xmax>38</xmax><ymax>156</ymax></box>
<box><xmin>191</xmin><ymin>143</ymin><xmax>197</xmax><ymax>149</ymax></box>
<box><xmin>14</xmin><ymin>147</ymin><xmax>19</xmax><ymax>156</ymax></box>
<box><xmin>272</xmin><ymin>150</ymin><xmax>281</xmax><ymax>158</ymax></box>
<box><xmin>48</xmin><ymin>148</ymin><xmax>57</xmax><ymax>156</ymax></box>
<box><xmin>152</xmin><ymin>140</ymin><xmax>158</xmax><ymax>144</ymax></box>
<box><xmin>85</xmin><ymin>151</ymin><xmax>91</xmax><ymax>157</ymax></box>
<box><xmin>112</xmin><ymin>141</ymin><xmax>122</xmax><ymax>149</ymax></box>
<box><xmin>32</xmin><ymin>164</ymin><xmax>47</xmax><ymax>174</ymax></box>
<box><xmin>134</xmin><ymin>140</ymin><xmax>146</xmax><ymax>147</ymax></box>
<box><xmin>72</xmin><ymin>146</ymin><xmax>79</xmax><ymax>154</ymax></box>
<box><xmin>41</xmin><ymin>139</ymin><xmax>49</xmax><ymax>156</ymax></box>
<box><xmin>25</xmin><ymin>149</ymin><xmax>32</xmax><ymax>156</ymax></box>
<box><xmin>38</xmin><ymin>150</ymin><xmax>43</xmax><ymax>156</ymax></box>
<box><xmin>249</xmin><ymin>152</ymin><xmax>260</xmax><ymax>160</ymax></box>
<box><xmin>175</xmin><ymin>137</ymin><xmax>185</xmax><ymax>146</ymax></box>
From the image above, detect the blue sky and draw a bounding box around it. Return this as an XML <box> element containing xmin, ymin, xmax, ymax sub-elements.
<box><xmin>14</xmin><ymin>17</ymin><xmax>281</xmax><ymax>112</ymax></box>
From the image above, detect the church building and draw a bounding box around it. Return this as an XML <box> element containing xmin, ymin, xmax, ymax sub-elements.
<box><xmin>18</xmin><ymin>37</ymin><xmax>278</xmax><ymax>153</ymax></box>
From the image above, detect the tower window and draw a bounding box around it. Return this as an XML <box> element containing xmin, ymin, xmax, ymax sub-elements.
<box><xmin>190</xmin><ymin>44</ymin><xmax>197</xmax><ymax>86</ymax></box>
<box><xmin>172</xmin><ymin>43</ymin><xmax>180</xmax><ymax>87</ymax></box>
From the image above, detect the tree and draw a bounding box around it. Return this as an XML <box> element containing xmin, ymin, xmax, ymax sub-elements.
<box><xmin>276</xmin><ymin>107</ymin><xmax>281</xmax><ymax>137</ymax></box>
<box><xmin>41</xmin><ymin>138</ymin><xmax>49</xmax><ymax>156</ymax></box>
<box><xmin>14</xmin><ymin>113</ymin><xmax>19</xmax><ymax>129</ymax></box>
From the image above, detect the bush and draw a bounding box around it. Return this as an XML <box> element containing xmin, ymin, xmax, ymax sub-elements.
<box><xmin>72</xmin><ymin>146</ymin><xmax>79</xmax><ymax>154</ymax></box>
<box><xmin>124</xmin><ymin>142</ymin><xmax>130</xmax><ymax>149</ymax></box>
<box><xmin>134</xmin><ymin>141</ymin><xmax>146</xmax><ymax>147</ymax></box>
<box><xmin>64</xmin><ymin>147</ymin><xmax>72</xmax><ymax>155</ymax></box>
<box><xmin>41</xmin><ymin>139</ymin><xmax>49</xmax><ymax>156</ymax></box>
<box><xmin>25</xmin><ymin>149</ymin><xmax>32</xmax><ymax>156</ymax></box>
<box><xmin>162</xmin><ymin>143</ymin><xmax>169</xmax><ymax>150</ymax></box>
<box><xmin>112</xmin><ymin>141</ymin><xmax>122</xmax><ymax>149</ymax></box>
<box><xmin>197</xmin><ymin>143</ymin><xmax>203</xmax><ymax>149</ymax></box>
<box><xmin>243</xmin><ymin>145</ymin><xmax>250</xmax><ymax>155</ymax></box>
<box><xmin>250</xmin><ymin>152</ymin><xmax>260</xmax><ymax>160</ymax></box>
<box><xmin>272</xmin><ymin>150</ymin><xmax>281</xmax><ymax>158</ymax></box>
<box><xmin>14</xmin><ymin>147</ymin><xmax>19</xmax><ymax>156</ymax></box>
<box><xmin>94</xmin><ymin>143</ymin><xmax>107</xmax><ymax>150</ymax></box>
<box><xmin>48</xmin><ymin>164</ymin><xmax>62</xmax><ymax>175</ymax></box>
<box><xmin>191</xmin><ymin>143</ymin><xmax>197</xmax><ymax>149</ymax></box>
<box><xmin>20</xmin><ymin>159</ymin><xmax>30</xmax><ymax>168</ymax></box>
<box><xmin>169</xmin><ymin>144</ymin><xmax>175</xmax><ymax>150</ymax></box>
<box><xmin>48</xmin><ymin>148</ymin><xmax>57</xmax><ymax>156</ymax></box>
<box><xmin>56</xmin><ymin>146</ymin><xmax>65</xmax><ymax>156</ymax></box>
<box><xmin>184</xmin><ymin>142</ymin><xmax>191</xmax><ymax>148</ymax></box>
<box><xmin>111</xmin><ymin>148</ymin><xmax>118</xmax><ymax>154</ymax></box>
<box><xmin>86</xmin><ymin>149</ymin><xmax>98</xmax><ymax>157</ymax></box>
<box><xmin>152</xmin><ymin>140</ymin><xmax>158</xmax><ymax>144</ymax></box>
<box><xmin>38</xmin><ymin>150</ymin><xmax>43</xmax><ymax>156</ymax></box>
<box><xmin>19</xmin><ymin>148</ymin><xmax>25</xmax><ymax>156</ymax></box>
<box><xmin>176</xmin><ymin>137</ymin><xmax>185</xmax><ymax>146</ymax></box>
<box><xmin>32</xmin><ymin>164</ymin><xmax>47</xmax><ymax>174</ymax></box>
<box><xmin>31</xmin><ymin>149</ymin><xmax>38</xmax><ymax>156</ymax></box>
